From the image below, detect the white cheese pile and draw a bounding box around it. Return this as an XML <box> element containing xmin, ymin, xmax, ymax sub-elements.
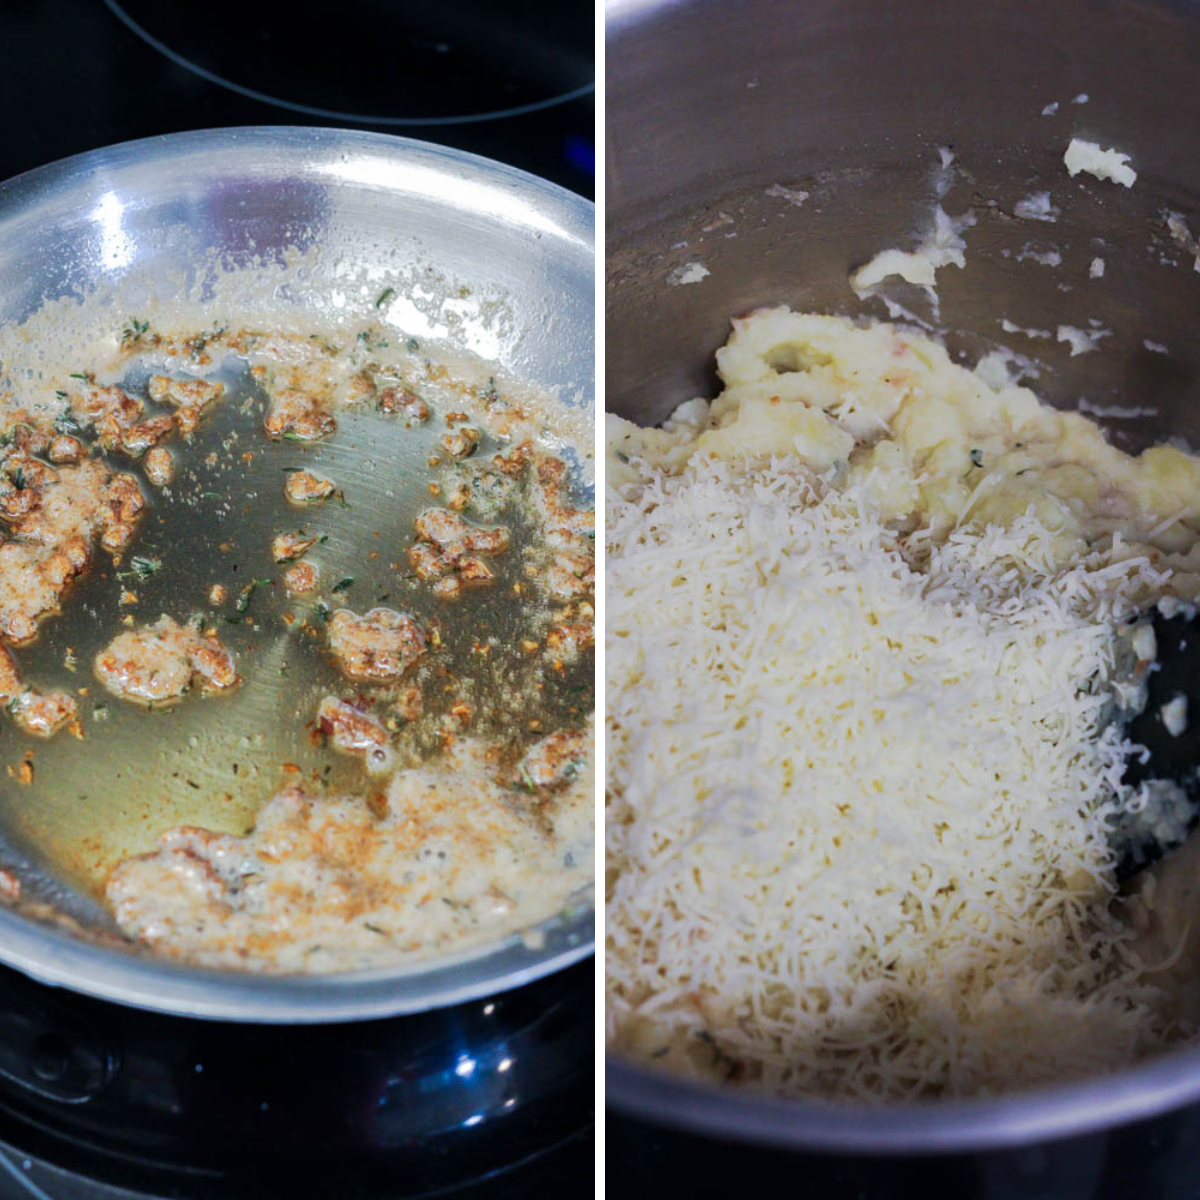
<box><xmin>607</xmin><ymin>456</ymin><xmax>1183</xmax><ymax>1100</ymax></box>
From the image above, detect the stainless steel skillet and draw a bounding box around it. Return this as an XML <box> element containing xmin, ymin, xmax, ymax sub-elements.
<box><xmin>0</xmin><ymin>126</ymin><xmax>594</xmax><ymax>1021</ymax></box>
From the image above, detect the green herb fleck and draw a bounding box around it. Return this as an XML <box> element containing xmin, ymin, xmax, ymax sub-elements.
<box><xmin>10</xmin><ymin>468</ymin><xmax>26</xmax><ymax>491</ymax></box>
<box><xmin>375</xmin><ymin>287</ymin><xmax>396</xmax><ymax>309</ymax></box>
<box><xmin>482</xmin><ymin>377</ymin><xmax>499</xmax><ymax>406</ymax></box>
<box><xmin>356</xmin><ymin>330</ymin><xmax>388</xmax><ymax>352</ymax></box>
<box><xmin>364</xmin><ymin>922</ymin><xmax>386</xmax><ymax>935</ymax></box>
<box><xmin>405</xmin><ymin>337</ymin><xmax>420</xmax><ymax>354</ymax></box>
<box><xmin>54</xmin><ymin>408</ymin><xmax>82</xmax><ymax>436</ymax></box>
<box><xmin>331</xmin><ymin>577</ymin><xmax>354</xmax><ymax>594</ymax></box>
<box><xmin>235</xmin><ymin>577</ymin><xmax>273</xmax><ymax>615</ymax></box>
<box><xmin>122</xmin><ymin>318</ymin><xmax>150</xmax><ymax>344</ymax></box>
<box><xmin>117</xmin><ymin>556</ymin><xmax>162</xmax><ymax>582</ymax></box>
<box><xmin>513</xmin><ymin>766</ymin><xmax>539</xmax><ymax>795</ymax></box>
<box><xmin>68</xmin><ymin>372</ymin><xmax>90</xmax><ymax>382</ymax></box>
<box><xmin>969</xmin><ymin>448</ymin><xmax>984</xmax><ymax>469</ymax></box>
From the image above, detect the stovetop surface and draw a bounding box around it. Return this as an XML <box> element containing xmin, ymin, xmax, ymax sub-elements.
<box><xmin>0</xmin><ymin>951</ymin><xmax>593</xmax><ymax>1199</ymax></box>
<box><xmin>0</xmin><ymin>1123</ymin><xmax>593</xmax><ymax>1200</ymax></box>
<box><xmin>0</xmin><ymin>0</ymin><xmax>594</xmax><ymax>194</ymax></box>
<box><xmin>0</xmin><ymin>2</ymin><xmax>594</xmax><ymax>1196</ymax></box>
<box><xmin>608</xmin><ymin>1098</ymin><xmax>1200</xmax><ymax>1200</ymax></box>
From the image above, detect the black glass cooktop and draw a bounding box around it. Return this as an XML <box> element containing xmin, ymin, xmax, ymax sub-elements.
<box><xmin>0</xmin><ymin>2</ymin><xmax>593</xmax><ymax>1196</ymax></box>
<box><xmin>0</xmin><ymin>0</ymin><xmax>594</xmax><ymax>195</ymax></box>
<box><xmin>608</xmin><ymin>1101</ymin><xmax>1200</xmax><ymax>1200</ymax></box>
<box><xmin>0</xmin><ymin>956</ymin><xmax>592</xmax><ymax>1199</ymax></box>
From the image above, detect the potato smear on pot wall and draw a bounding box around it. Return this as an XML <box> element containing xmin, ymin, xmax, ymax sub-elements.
<box><xmin>605</xmin><ymin>309</ymin><xmax>1200</xmax><ymax>1101</ymax></box>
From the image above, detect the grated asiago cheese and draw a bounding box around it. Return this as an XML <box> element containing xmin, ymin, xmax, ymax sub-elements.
<box><xmin>606</xmin><ymin>455</ymin><xmax>1190</xmax><ymax>1101</ymax></box>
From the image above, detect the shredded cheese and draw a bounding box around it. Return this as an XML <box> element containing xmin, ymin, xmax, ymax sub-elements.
<box><xmin>605</xmin><ymin>304</ymin><xmax>1200</xmax><ymax>1099</ymax></box>
<box><xmin>605</xmin><ymin>457</ymin><xmax>1190</xmax><ymax>1099</ymax></box>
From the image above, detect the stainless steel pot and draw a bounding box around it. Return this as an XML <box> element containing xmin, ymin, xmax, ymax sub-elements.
<box><xmin>606</xmin><ymin>0</ymin><xmax>1200</xmax><ymax>1151</ymax></box>
<box><xmin>0</xmin><ymin>127</ymin><xmax>594</xmax><ymax>1021</ymax></box>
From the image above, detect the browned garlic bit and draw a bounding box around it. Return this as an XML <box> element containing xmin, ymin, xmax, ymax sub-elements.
<box><xmin>94</xmin><ymin>615</ymin><xmax>239</xmax><ymax>706</ymax></box>
<box><xmin>207</xmin><ymin>584</ymin><xmax>228</xmax><ymax>606</ymax></box>
<box><xmin>72</xmin><ymin>384</ymin><xmax>143</xmax><ymax>451</ymax></box>
<box><xmin>146</xmin><ymin>375</ymin><xmax>226</xmax><ymax>436</ymax></box>
<box><xmin>283</xmin><ymin>470</ymin><xmax>335</xmax><ymax>505</ymax></box>
<box><xmin>0</xmin><ymin>644</ymin><xmax>20</xmax><ymax>698</ymax></box>
<box><xmin>283</xmin><ymin>561</ymin><xmax>319</xmax><ymax>595</ymax></box>
<box><xmin>545</xmin><ymin>613</ymin><xmax>595</xmax><ymax>657</ymax></box>
<box><xmin>0</xmin><ymin>644</ymin><xmax>77</xmax><ymax>739</ymax></box>
<box><xmin>394</xmin><ymin>686</ymin><xmax>422</xmax><ymax>723</ymax></box>
<box><xmin>68</xmin><ymin>383</ymin><xmax>180</xmax><ymax>460</ymax></box>
<box><xmin>517</xmin><ymin>727</ymin><xmax>590</xmax><ymax>792</ymax></box>
<box><xmin>272</xmin><ymin>531</ymin><xmax>320</xmax><ymax>563</ymax></box>
<box><xmin>245</xmin><ymin>336</ymin><xmax>341</xmax><ymax>442</ymax></box>
<box><xmin>99</xmin><ymin>478</ymin><xmax>146</xmax><ymax>556</ymax></box>
<box><xmin>0</xmin><ymin>452</ymin><xmax>146</xmax><ymax>644</ymax></box>
<box><xmin>409</xmin><ymin>509</ymin><xmax>511</xmax><ymax>599</ymax></box>
<box><xmin>262</xmin><ymin>384</ymin><xmax>337</xmax><ymax>441</ymax></box>
<box><xmin>143</xmin><ymin>446</ymin><xmax>175</xmax><ymax>487</ymax></box>
<box><xmin>317</xmin><ymin>696</ymin><xmax>393</xmax><ymax>773</ymax></box>
<box><xmin>377</xmin><ymin>386</ymin><xmax>429</xmax><ymax>424</ymax></box>
<box><xmin>326</xmin><ymin>607</ymin><xmax>426</xmax><ymax>683</ymax></box>
<box><xmin>47</xmin><ymin>435</ymin><xmax>84</xmax><ymax>464</ymax></box>
<box><xmin>440</xmin><ymin>427</ymin><xmax>479</xmax><ymax>459</ymax></box>
<box><xmin>8</xmin><ymin>689</ymin><xmax>79</xmax><ymax>739</ymax></box>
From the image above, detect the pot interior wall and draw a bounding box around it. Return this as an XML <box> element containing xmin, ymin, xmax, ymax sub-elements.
<box><xmin>606</xmin><ymin>0</ymin><xmax>1200</xmax><ymax>456</ymax></box>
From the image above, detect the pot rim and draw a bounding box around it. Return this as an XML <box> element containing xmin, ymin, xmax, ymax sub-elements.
<box><xmin>607</xmin><ymin>1044</ymin><xmax>1200</xmax><ymax>1152</ymax></box>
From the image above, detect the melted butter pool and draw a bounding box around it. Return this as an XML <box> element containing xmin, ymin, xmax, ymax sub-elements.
<box><xmin>0</xmin><ymin>359</ymin><xmax>592</xmax><ymax>917</ymax></box>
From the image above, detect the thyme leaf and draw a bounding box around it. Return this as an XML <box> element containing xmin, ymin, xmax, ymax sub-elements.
<box><xmin>235</xmin><ymin>577</ymin><xmax>273</xmax><ymax>615</ymax></box>
<box><xmin>122</xmin><ymin>318</ymin><xmax>150</xmax><ymax>344</ymax></box>
<box><xmin>116</xmin><ymin>556</ymin><xmax>161</xmax><ymax>582</ymax></box>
